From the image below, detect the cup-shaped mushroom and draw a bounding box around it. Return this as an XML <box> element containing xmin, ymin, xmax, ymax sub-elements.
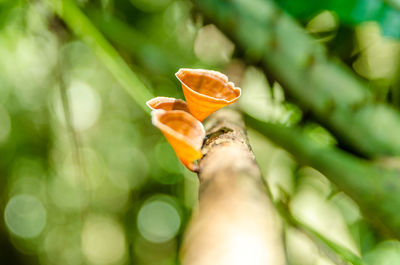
<box><xmin>176</xmin><ymin>68</ymin><xmax>241</xmax><ymax>121</ymax></box>
<box><xmin>146</xmin><ymin>97</ymin><xmax>190</xmax><ymax>113</ymax></box>
<box><xmin>151</xmin><ymin>110</ymin><xmax>205</xmax><ymax>171</ymax></box>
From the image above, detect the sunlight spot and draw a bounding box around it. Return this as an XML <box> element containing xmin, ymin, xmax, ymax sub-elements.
<box><xmin>137</xmin><ymin>196</ymin><xmax>181</xmax><ymax>243</ymax></box>
<box><xmin>82</xmin><ymin>215</ymin><xmax>126</xmax><ymax>265</ymax></box>
<box><xmin>4</xmin><ymin>194</ymin><xmax>46</xmax><ymax>238</ymax></box>
<box><xmin>56</xmin><ymin>81</ymin><xmax>101</xmax><ymax>131</ymax></box>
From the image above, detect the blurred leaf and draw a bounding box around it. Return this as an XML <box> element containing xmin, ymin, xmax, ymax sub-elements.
<box><xmin>274</xmin><ymin>0</ymin><xmax>400</xmax><ymax>39</ymax></box>
<box><xmin>49</xmin><ymin>0</ymin><xmax>154</xmax><ymax>113</ymax></box>
<box><xmin>364</xmin><ymin>240</ymin><xmax>400</xmax><ymax>265</ymax></box>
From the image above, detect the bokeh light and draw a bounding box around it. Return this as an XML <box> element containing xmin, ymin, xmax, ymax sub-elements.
<box><xmin>137</xmin><ymin>195</ymin><xmax>181</xmax><ymax>244</ymax></box>
<box><xmin>4</xmin><ymin>194</ymin><xmax>47</xmax><ymax>238</ymax></box>
<box><xmin>55</xmin><ymin>81</ymin><xmax>102</xmax><ymax>132</ymax></box>
<box><xmin>0</xmin><ymin>0</ymin><xmax>399</xmax><ymax>264</ymax></box>
<box><xmin>43</xmin><ymin>225</ymin><xmax>83</xmax><ymax>265</ymax></box>
<box><xmin>82</xmin><ymin>215</ymin><xmax>126</xmax><ymax>265</ymax></box>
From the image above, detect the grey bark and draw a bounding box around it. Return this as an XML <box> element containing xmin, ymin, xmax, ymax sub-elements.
<box><xmin>181</xmin><ymin>109</ymin><xmax>286</xmax><ymax>265</ymax></box>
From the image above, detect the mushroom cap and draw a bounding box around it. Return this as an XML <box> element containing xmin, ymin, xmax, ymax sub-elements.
<box><xmin>176</xmin><ymin>68</ymin><xmax>241</xmax><ymax>121</ymax></box>
<box><xmin>146</xmin><ymin>97</ymin><xmax>190</xmax><ymax>113</ymax></box>
<box><xmin>151</xmin><ymin>109</ymin><xmax>205</xmax><ymax>171</ymax></box>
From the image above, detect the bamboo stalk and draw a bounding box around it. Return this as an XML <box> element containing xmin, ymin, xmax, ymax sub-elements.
<box><xmin>181</xmin><ymin>109</ymin><xmax>285</xmax><ymax>265</ymax></box>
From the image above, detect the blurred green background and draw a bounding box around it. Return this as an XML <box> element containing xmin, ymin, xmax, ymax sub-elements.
<box><xmin>1</xmin><ymin>0</ymin><xmax>400</xmax><ymax>264</ymax></box>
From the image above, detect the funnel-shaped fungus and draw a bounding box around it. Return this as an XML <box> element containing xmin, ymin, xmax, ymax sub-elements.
<box><xmin>146</xmin><ymin>97</ymin><xmax>190</xmax><ymax>113</ymax></box>
<box><xmin>151</xmin><ymin>109</ymin><xmax>205</xmax><ymax>172</ymax></box>
<box><xmin>176</xmin><ymin>68</ymin><xmax>241</xmax><ymax>121</ymax></box>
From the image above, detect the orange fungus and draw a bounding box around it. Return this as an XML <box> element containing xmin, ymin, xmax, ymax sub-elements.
<box><xmin>175</xmin><ymin>68</ymin><xmax>241</xmax><ymax>121</ymax></box>
<box><xmin>146</xmin><ymin>97</ymin><xmax>190</xmax><ymax>113</ymax></box>
<box><xmin>151</xmin><ymin>109</ymin><xmax>205</xmax><ymax>172</ymax></box>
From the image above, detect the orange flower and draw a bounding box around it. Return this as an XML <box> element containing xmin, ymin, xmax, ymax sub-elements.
<box><xmin>151</xmin><ymin>109</ymin><xmax>205</xmax><ymax>172</ymax></box>
<box><xmin>176</xmin><ymin>68</ymin><xmax>241</xmax><ymax>121</ymax></box>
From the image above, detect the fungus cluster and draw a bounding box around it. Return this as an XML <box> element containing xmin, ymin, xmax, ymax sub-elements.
<box><xmin>147</xmin><ymin>68</ymin><xmax>241</xmax><ymax>172</ymax></box>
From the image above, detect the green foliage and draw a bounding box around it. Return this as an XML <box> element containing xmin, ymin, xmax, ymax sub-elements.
<box><xmin>275</xmin><ymin>0</ymin><xmax>400</xmax><ymax>38</ymax></box>
<box><xmin>0</xmin><ymin>0</ymin><xmax>400</xmax><ymax>264</ymax></box>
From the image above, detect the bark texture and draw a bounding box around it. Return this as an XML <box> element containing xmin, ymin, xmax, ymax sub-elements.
<box><xmin>180</xmin><ymin>109</ymin><xmax>285</xmax><ymax>265</ymax></box>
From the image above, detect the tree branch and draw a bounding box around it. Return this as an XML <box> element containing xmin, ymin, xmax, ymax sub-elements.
<box><xmin>193</xmin><ymin>0</ymin><xmax>400</xmax><ymax>157</ymax></box>
<box><xmin>246</xmin><ymin>114</ymin><xmax>400</xmax><ymax>239</ymax></box>
<box><xmin>180</xmin><ymin>109</ymin><xmax>286</xmax><ymax>265</ymax></box>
